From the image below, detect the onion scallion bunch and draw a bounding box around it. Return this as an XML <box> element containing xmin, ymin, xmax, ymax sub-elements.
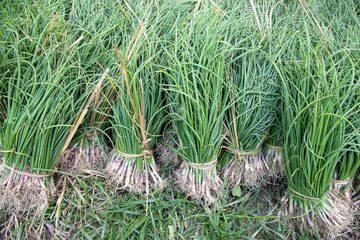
<box><xmin>277</xmin><ymin>29</ymin><xmax>358</xmax><ymax>236</ymax></box>
<box><xmin>165</xmin><ymin>4</ymin><xmax>233</xmax><ymax>205</ymax></box>
<box><xmin>105</xmin><ymin>6</ymin><xmax>167</xmax><ymax>192</ymax></box>
<box><xmin>0</xmin><ymin>47</ymin><xmax>98</xmax><ymax>216</ymax></box>
<box><xmin>221</xmin><ymin>49</ymin><xmax>278</xmax><ymax>187</ymax></box>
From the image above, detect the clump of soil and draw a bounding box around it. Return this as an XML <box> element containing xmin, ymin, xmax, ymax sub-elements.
<box><xmin>56</xmin><ymin>148</ymin><xmax>76</xmax><ymax>173</ymax></box>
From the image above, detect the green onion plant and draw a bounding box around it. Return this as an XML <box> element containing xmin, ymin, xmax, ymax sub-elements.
<box><xmin>164</xmin><ymin>4</ymin><xmax>232</xmax><ymax>205</ymax></box>
<box><xmin>0</xmin><ymin>46</ymin><xmax>94</xmax><ymax>215</ymax></box>
<box><xmin>277</xmin><ymin>26</ymin><xmax>358</xmax><ymax>235</ymax></box>
<box><xmin>0</xmin><ymin>5</ymin><xmax>99</xmax><ymax>215</ymax></box>
<box><xmin>66</xmin><ymin>1</ymin><xmax>128</xmax><ymax>172</ymax></box>
<box><xmin>221</xmin><ymin>49</ymin><xmax>278</xmax><ymax>187</ymax></box>
<box><xmin>106</xmin><ymin>2</ymin><xmax>167</xmax><ymax>192</ymax></box>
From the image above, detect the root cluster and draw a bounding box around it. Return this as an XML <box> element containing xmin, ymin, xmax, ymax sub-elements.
<box><xmin>262</xmin><ymin>148</ymin><xmax>285</xmax><ymax>178</ymax></box>
<box><xmin>222</xmin><ymin>147</ymin><xmax>285</xmax><ymax>188</ymax></box>
<box><xmin>73</xmin><ymin>142</ymin><xmax>109</xmax><ymax>172</ymax></box>
<box><xmin>0</xmin><ymin>169</ymin><xmax>53</xmax><ymax>217</ymax></box>
<box><xmin>331</xmin><ymin>179</ymin><xmax>352</xmax><ymax>199</ymax></box>
<box><xmin>280</xmin><ymin>189</ymin><xmax>355</xmax><ymax>237</ymax></box>
<box><xmin>243</xmin><ymin>154</ymin><xmax>269</xmax><ymax>187</ymax></box>
<box><xmin>221</xmin><ymin>154</ymin><xmax>268</xmax><ymax>187</ymax></box>
<box><xmin>154</xmin><ymin>134</ymin><xmax>179</xmax><ymax>166</ymax></box>
<box><xmin>56</xmin><ymin>142</ymin><xmax>110</xmax><ymax>174</ymax></box>
<box><xmin>105</xmin><ymin>152</ymin><xmax>164</xmax><ymax>193</ymax></box>
<box><xmin>221</xmin><ymin>160</ymin><xmax>242</xmax><ymax>186</ymax></box>
<box><xmin>175</xmin><ymin>161</ymin><xmax>223</xmax><ymax>206</ymax></box>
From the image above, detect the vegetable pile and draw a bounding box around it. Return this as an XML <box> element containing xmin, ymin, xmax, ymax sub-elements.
<box><xmin>1</xmin><ymin>0</ymin><xmax>359</xmax><ymax>238</ymax></box>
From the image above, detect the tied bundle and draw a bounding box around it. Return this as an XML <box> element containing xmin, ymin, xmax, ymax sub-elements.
<box><xmin>0</xmin><ymin>33</ymin><xmax>100</xmax><ymax>216</ymax></box>
<box><xmin>277</xmin><ymin>27</ymin><xmax>360</xmax><ymax>237</ymax></box>
<box><xmin>70</xmin><ymin>69</ymin><xmax>112</xmax><ymax>173</ymax></box>
<box><xmin>221</xmin><ymin>48</ymin><xmax>278</xmax><ymax>187</ymax></box>
<box><xmin>64</xmin><ymin>4</ymin><xmax>128</xmax><ymax>173</ymax></box>
<box><xmin>165</xmin><ymin>4</ymin><xmax>235</xmax><ymax>205</ymax></box>
<box><xmin>105</xmin><ymin>5</ymin><xmax>167</xmax><ymax>193</ymax></box>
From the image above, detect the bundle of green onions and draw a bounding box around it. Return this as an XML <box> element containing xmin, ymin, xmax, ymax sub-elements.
<box><xmin>71</xmin><ymin>69</ymin><xmax>111</xmax><ymax>172</ymax></box>
<box><xmin>67</xmin><ymin>0</ymin><xmax>163</xmax><ymax>174</ymax></box>
<box><xmin>105</xmin><ymin>21</ymin><xmax>166</xmax><ymax>192</ymax></box>
<box><xmin>63</xmin><ymin>0</ymin><xmax>129</xmax><ymax>173</ymax></box>
<box><xmin>105</xmin><ymin>0</ymin><xmax>190</xmax><ymax>193</ymax></box>
<box><xmin>0</xmin><ymin>5</ymin><xmax>107</xmax><ymax>214</ymax></box>
<box><xmin>325</xmin><ymin>0</ymin><xmax>360</xmax><ymax>205</ymax></box>
<box><xmin>221</xmin><ymin>49</ymin><xmax>278</xmax><ymax>187</ymax></box>
<box><xmin>165</xmin><ymin>5</ymin><xmax>233</xmax><ymax>205</ymax></box>
<box><xmin>278</xmin><ymin>31</ymin><xmax>359</xmax><ymax>235</ymax></box>
<box><xmin>0</xmin><ymin>49</ymin><xmax>97</xmax><ymax>215</ymax></box>
<box><xmin>153</xmin><ymin>2</ymin><xmax>199</xmax><ymax>168</ymax></box>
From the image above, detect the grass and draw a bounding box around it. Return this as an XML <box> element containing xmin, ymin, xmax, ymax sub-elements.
<box><xmin>0</xmin><ymin>166</ymin><xmax>287</xmax><ymax>240</ymax></box>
